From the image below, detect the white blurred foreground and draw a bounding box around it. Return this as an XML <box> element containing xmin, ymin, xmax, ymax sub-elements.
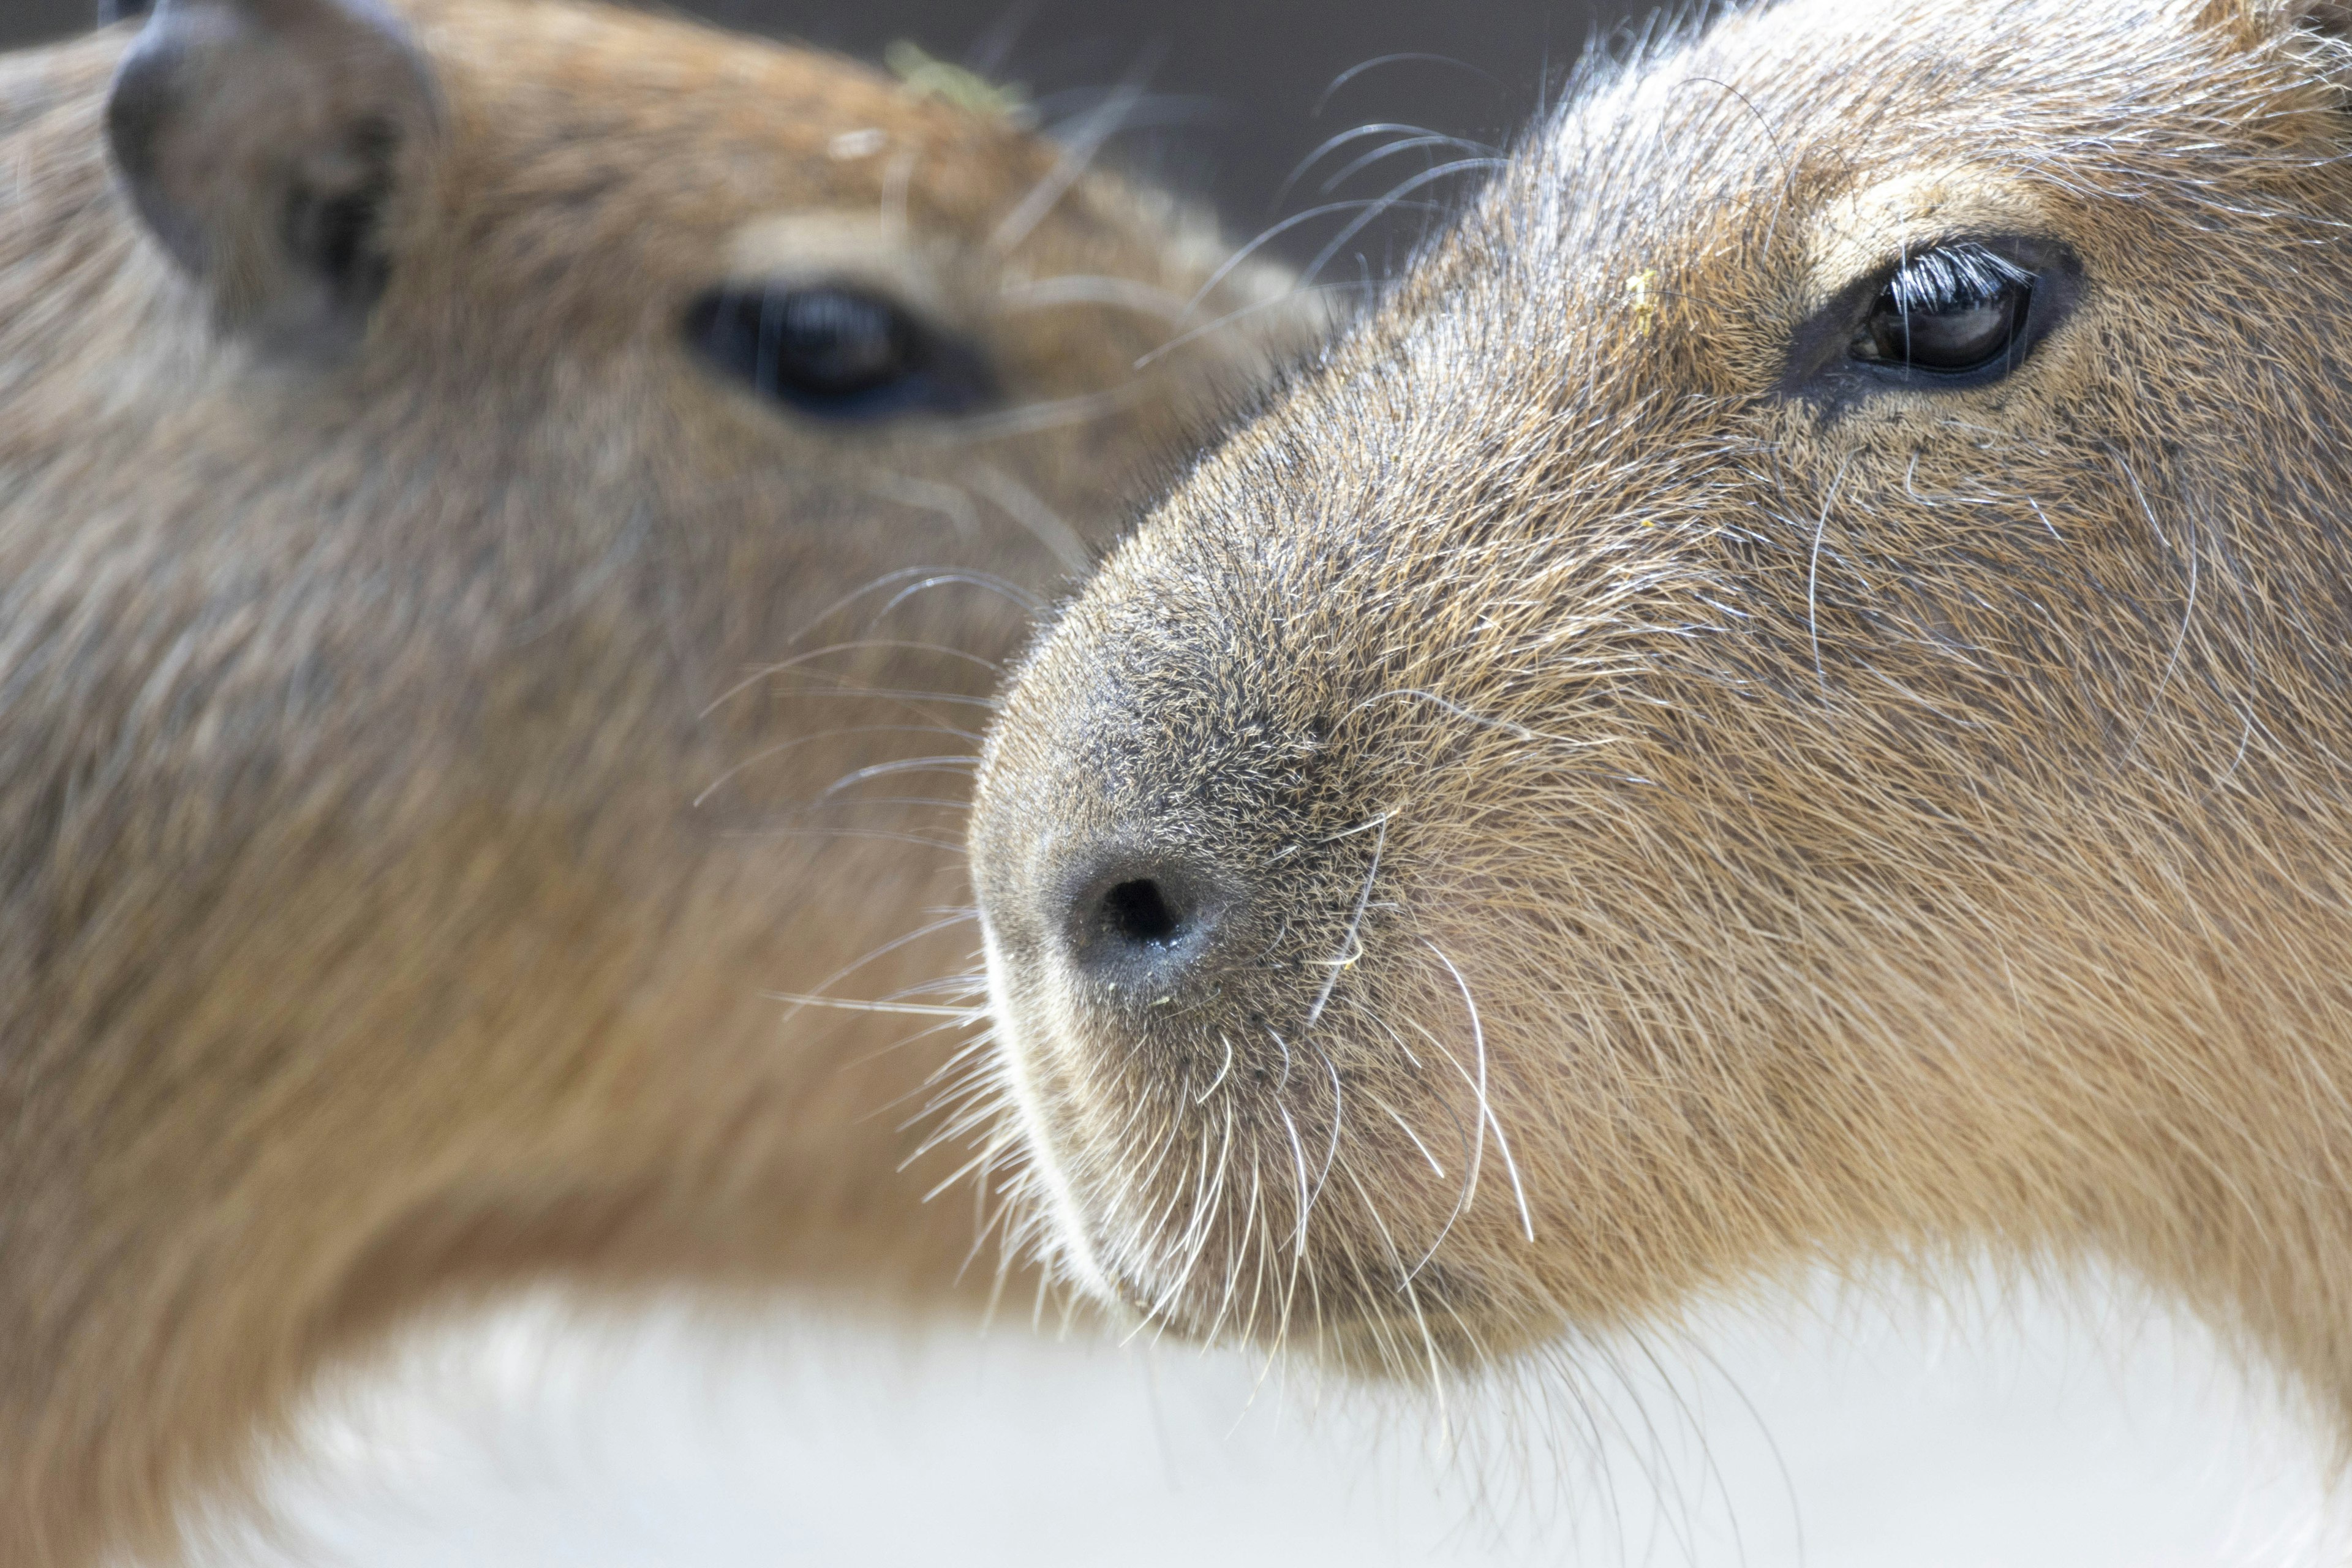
<box><xmin>186</xmin><ymin>1269</ymin><xmax>2350</xmax><ymax>1567</ymax></box>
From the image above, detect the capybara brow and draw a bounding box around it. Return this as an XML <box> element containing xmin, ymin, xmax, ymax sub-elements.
<box><xmin>0</xmin><ymin>0</ymin><xmax>1319</xmax><ymax>1559</ymax></box>
<box><xmin>970</xmin><ymin>0</ymin><xmax>2352</xmax><ymax>1443</ymax></box>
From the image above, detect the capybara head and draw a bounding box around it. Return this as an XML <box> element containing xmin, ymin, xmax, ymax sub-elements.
<box><xmin>971</xmin><ymin>0</ymin><xmax>2352</xmax><ymax>1418</ymax></box>
<box><xmin>0</xmin><ymin>0</ymin><xmax>1311</xmax><ymax>1558</ymax></box>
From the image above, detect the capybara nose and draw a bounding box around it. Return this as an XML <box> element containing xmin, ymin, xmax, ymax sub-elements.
<box><xmin>1059</xmin><ymin>848</ymin><xmax>1232</xmax><ymax>1001</ymax></box>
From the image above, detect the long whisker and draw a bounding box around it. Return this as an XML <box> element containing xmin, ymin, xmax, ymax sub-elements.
<box><xmin>748</xmin><ymin>794</ymin><xmax>974</xmax><ymax>821</ymax></box>
<box><xmin>699</xmin><ymin>642</ymin><xmax>1000</xmax><ymax>720</ymax></box>
<box><xmin>1195</xmin><ymin>1033</ymin><xmax>1235</xmax><ymax>1104</ymax></box>
<box><xmin>1131</xmin><ymin>281</ymin><xmax>1370</xmax><ymax>372</ymax></box>
<box><xmin>992</xmin><ymin>274</ymin><xmax>1193</xmax><ymax>322</ymax></box>
<box><xmin>1312</xmin><ymin>52</ymin><xmax>1507</xmax><ymax>117</ymax></box>
<box><xmin>1368</xmin><ymin>1090</ymin><xmax>1446</xmax><ymax>1178</ymax></box>
<box><xmin>764</xmin><ymin>992</ymin><xmax>982</xmax><ymax>1017</ymax></box>
<box><xmin>1300</xmin><ymin>1038</ymin><xmax>1346</xmax><ymax>1234</ymax></box>
<box><xmin>1305</xmin><ymin>817</ymin><xmax>1385</xmax><ymax>1030</ymax></box>
<box><xmin>1272</xmin><ymin>122</ymin><xmax>1474</xmax><ymax>212</ymax></box>
<box><xmin>971</xmin><ymin>461</ymin><xmax>1091</xmax><ymax>573</ymax></box>
<box><xmin>817</xmin><ymin>755</ymin><xmax>981</xmax><ymax>800</ymax></box>
<box><xmin>1180</xmin><ymin>199</ymin><xmax>1447</xmax><ymax>322</ymax></box>
<box><xmin>771</xmin><ymin>909</ymin><xmax>983</xmax><ymax>1022</ymax></box>
<box><xmin>945</xmin><ymin>382</ymin><xmax>1153</xmax><ymax>442</ymax></box>
<box><xmin>1137</xmin><ymin>1114</ymin><xmax>1229</xmax><ymax>1329</ymax></box>
<box><xmin>1807</xmin><ymin>455</ymin><xmax>1855</xmax><ymax>692</ymax></box>
<box><xmin>693</xmin><ymin>725</ymin><xmax>978</xmax><ymax>808</ymax></box>
<box><xmin>869</xmin><ymin>472</ymin><xmax>982</xmax><ymax>535</ymax></box>
<box><xmin>741</xmin><ymin>676</ymin><xmax>1000</xmax><ymax>712</ymax></box>
<box><xmin>722</xmin><ymin>824</ymin><xmax>964</xmax><ymax>852</ymax></box>
<box><xmin>2116</xmin><ymin>449</ymin><xmax>2199</xmax><ymax>761</ymax></box>
<box><xmin>1202</xmin><ymin>1126</ymin><xmax>1257</xmax><ymax>1344</ymax></box>
<box><xmin>1428</xmin><ymin>939</ymin><xmax>1535</xmax><ymax>1243</ymax></box>
<box><xmin>1267</xmin><ymin>1025</ymin><xmax>1294</xmax><ymax>1090</ymax></box>
<box><xmin>1275</xmin><ymin>1097</ymin><xmax>1314</xmax><ymax>1254</ymax></box>
<box><xmin>989</xmin><ymin>47</ymin><xmax>1161</xmax><ymax>255</ymax></box>
<box><xmin>1038</xmin><ymin>89</ymin><xmax>1226</xmax><ymax>141</ymax></box>
<box><xmin>1319</xmin><ymin>133</ymin><xmax>1497</xmax><ymax>196</ymax></box>
<box><xmin>1298</xmin><ymin>158</ymin><xmax>1512</xmax><ymax>292</ymax></box>
<box><xmin>1339</xmin><ymin>1164</ymin><xmax>1449</xmax><ymax>1409</ymax></box>
<box><xmin>793</xmin><ymin>565</ymin><xmax>1043</xmax><ymax>644</ymax></box>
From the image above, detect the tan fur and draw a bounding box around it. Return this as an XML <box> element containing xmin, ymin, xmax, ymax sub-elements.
<box><xmin>970</xmin><ymin>0</ymin><xmax>2352</xmax><ymax>1446</ymax></box>
<box><xmin>0</xmin><ymin>5</ymin><xmax>1310</xmax><ymax>1562</ymax></box>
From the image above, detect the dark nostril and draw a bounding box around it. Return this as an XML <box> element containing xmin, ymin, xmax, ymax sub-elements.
<box><xmin>1101</xmin><ymin>878</ymin><xmax>1180</xmax><ymax>946</ymax></box>
<box><xmin>1061</xmin><ymin>851</ymin><xmax>1232</xmax><ymax>993</ymax></box>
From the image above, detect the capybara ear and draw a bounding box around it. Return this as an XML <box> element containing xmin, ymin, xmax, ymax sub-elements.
<box><xmin>104</xmin><ymin>0</ymin><xmax>441</xmax><ymax>355</ymax></box>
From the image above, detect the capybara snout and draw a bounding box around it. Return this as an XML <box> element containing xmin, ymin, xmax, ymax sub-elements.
<box><xmin>978</xmin><ymin>544</ymin><xmax>1503</xmax><ymax>1337</ymax></box>
<box><xmin>974</xmin><ymin>0</ymin><xmax>2352</xmax><ymax>1405</ymax></box>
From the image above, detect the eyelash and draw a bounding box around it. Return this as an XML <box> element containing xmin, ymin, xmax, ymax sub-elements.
<box><xmin>1884</xmin><ymin>242</ymin><xmax>2032</xmax><ymax>318</ymax></box>
<box><xmin>1779</xmin><ymin>235</ymin><xmax>2082</xmax><ymax>405</ymax></box>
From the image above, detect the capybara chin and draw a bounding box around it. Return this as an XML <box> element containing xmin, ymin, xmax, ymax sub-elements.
<box><xmin>0</xmin><ymin>1</ymin><xmax>1311</xmax><ymax>1562</ymax></box>
<box><xmin>970</xmin><ymin>0</ymin><xmax>2352</xmax><ymax>1429</ymax></box>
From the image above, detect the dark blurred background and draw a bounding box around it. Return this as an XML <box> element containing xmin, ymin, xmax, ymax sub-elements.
<box><xmin>4</xmin><ymin>0</ymin><xmax>1628</xmax><ymax>265</ymax></box>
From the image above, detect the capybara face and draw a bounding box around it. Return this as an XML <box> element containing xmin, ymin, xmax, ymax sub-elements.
<box><xmin>972</xmin><ymin>0</ymin><xmax>2352</xmax><ymax>1385</ymax></box>
<box><xmin>0</xmin><ymin>1</ymin><xmax>1294</xmax><ymax>1274</ymax></box>
<box><xmin>0</xmin><ymin>2</ymin><xmax>1314</xmax><ymax>1555</ymax></box>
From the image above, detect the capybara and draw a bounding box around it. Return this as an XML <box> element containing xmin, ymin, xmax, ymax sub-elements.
<box><xmin>0</xmin><ymin>0</ymin><xmax>1310</xmax><ymax>1559</ymax></box>
<box><xmin>970</xmin><ymin>0</ymin><xmax>2352</xmax><ymax>1442</ymax></box>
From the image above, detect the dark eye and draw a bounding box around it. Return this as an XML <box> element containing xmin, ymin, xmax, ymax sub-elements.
<box><xmin>1852</xmin><ymin>243</ymin><xmax>2032</xmax><ymax>375</ymax></box>
<box><xmin>1783</xmin><ymin>237</ymin><xmax>2081</xmax><ymax>407</ymax></box>
<box><xmin>684</xmin><ymin>282</ymin><xmax>993</xmax><ymax>421</ymax></box>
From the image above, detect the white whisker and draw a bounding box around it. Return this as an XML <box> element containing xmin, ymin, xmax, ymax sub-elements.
<box><xmin>1428</xmin><ymin>940</ymin><xmax>1534</xmax><ymax>1244</ymax></box>
<box><xmin>988</xmin><ymin>50</ymin><xmax>1159</xmax><ymax>255</ymax></box>
<box><xmin>1305</xmin><ymin>817</ymin><xmax>1385</xmax><ymax>1030</ymax></box>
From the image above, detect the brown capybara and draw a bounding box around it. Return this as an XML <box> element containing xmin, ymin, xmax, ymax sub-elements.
<box><xmin>0</xmin><ymin>0</ymin><xmax>1312</xmax><ymax>1561</ymax></box>
<box><xmin>968</xmin><ymin>0</ymin><xmax>2352</xmax><ymax>1442</ymax></box>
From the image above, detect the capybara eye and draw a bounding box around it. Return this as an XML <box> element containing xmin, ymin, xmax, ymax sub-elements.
<box><xmin>1851</xmin><ymin>243</ymin><xmax>2033</xmax><ymax>376</ymax></box>
<box><xmin>1787</xmin><ymin>237</ymin><xmax>2081</xmax><ymax>405</ymax></box>
<box><xmin>683</xmin><ymin>282</ymin><xmax>993</xmax><ymax>421</ymax></box>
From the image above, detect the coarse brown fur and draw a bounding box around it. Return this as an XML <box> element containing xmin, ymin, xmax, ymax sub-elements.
<box><xmin>0</xmin><ymin>4</ymin><xmax>1310</xmax><ymax>1562</ymax></box>
<box><xmin>970</xmin><ymin>0</ymin><xmax>2352</xmax><ymax>1451</ymax></box>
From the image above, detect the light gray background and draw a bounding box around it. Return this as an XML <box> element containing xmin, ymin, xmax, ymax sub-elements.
<box><xmin>197</xmin><ymin>1274</ymin><xmax>2350</xmax><ymax>1567</ymax></box>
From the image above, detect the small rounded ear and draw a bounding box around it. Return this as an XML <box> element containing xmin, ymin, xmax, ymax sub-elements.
<box><xmin>105</xmin><ymin>0</ymin><xmax>442</xmax><ymax>358</ymax></box>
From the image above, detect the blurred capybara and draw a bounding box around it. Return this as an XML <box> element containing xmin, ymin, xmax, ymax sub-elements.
<box><xmin>0</xmin><ymin>0</ymin><xmax>1311</xmax><ymax>1559</ymax></box>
